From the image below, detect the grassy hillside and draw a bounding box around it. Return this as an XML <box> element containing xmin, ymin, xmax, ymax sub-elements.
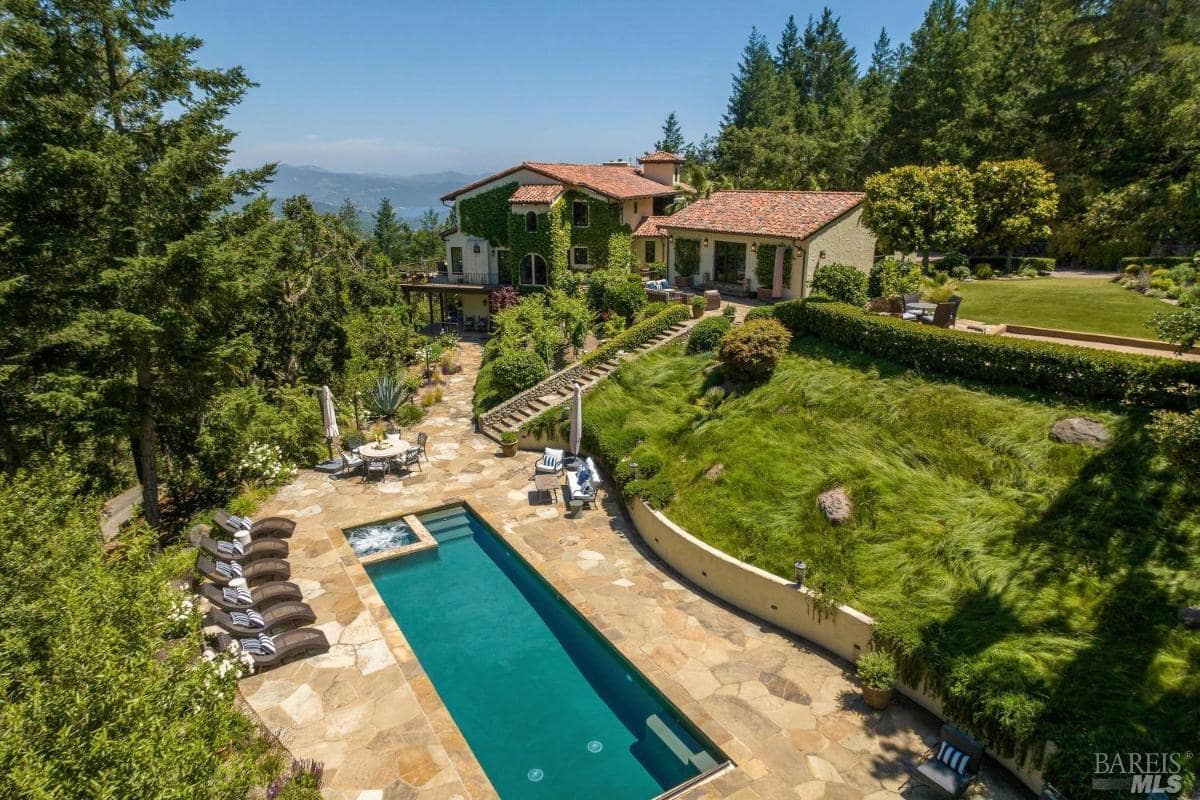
<box><xmin>584</xmin><ymin>339</ymin><xmax>1200</xmax><ymax>796</ymax></box>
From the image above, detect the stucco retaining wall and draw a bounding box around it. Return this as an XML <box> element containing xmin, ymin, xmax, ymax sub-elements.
<box><xmin>627</xmin><ymin>497</ymin><xmax>1049</xmax><ymax>794</ymax></box>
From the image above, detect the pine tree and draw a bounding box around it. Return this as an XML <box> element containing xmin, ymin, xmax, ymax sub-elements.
<box><xmin>372</xmin><ymin>198</ymin><xmax>408</xmax><ymax>263</ymax></box>
<box><xmin>337</xmin><ymin>198</ymin><xmax>363</xmax><ymax>235</ymax></box>
<box><xmin>723</xmin><ymin>28</ymin><xmax>783</xmax><ymax>129</ymax></box>
<box><xmin>775</xmin><ymin>15</ymin><xmax>803</xmax><ymax>88</ymax></box>
<box><xmin>655</xmin><ymin>112</ymin><xmax>686</xmax><ymax>153</ymax></box>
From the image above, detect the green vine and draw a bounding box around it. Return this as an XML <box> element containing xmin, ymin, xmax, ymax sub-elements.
<box><xmin>755</xmin><ymin>245</ymin><xmax>793</xmax><ymax>288</ymax></box>
<box><xmin>458</xmin><ymin>182</ymin><xmax>517</xmax><ymax>246</ymax></box>
<box><xmin>562</xmin><ymin>190</ymin><xmax>629</xmax><ymax>269</ymax></box>
<box><xmin>675</xmin><ymin>238</ymin><xmax>700</xmax><ymax>277</ymax></box>
<box><xmin>507</xmin><ymin>198</ymin><xmax>570</xmax><ymax>287</ymax></box>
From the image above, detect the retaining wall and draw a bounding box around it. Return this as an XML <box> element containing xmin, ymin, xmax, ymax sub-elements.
<box><xmin>627</xmin><ymin>498</ymin><xmax>1049</xmax><ymax>794</ymax></box>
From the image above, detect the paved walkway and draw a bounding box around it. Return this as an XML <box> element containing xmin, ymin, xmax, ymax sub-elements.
<box><xmin>237</xmin><ymin>337</ymin><xmax>1029</xmax><ymax>800</ymax></box>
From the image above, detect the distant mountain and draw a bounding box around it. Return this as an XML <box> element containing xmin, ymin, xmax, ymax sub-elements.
<box><xmin>256</xmin><ymin>164</ymin><xmax>485</xmax><ymax>224</ymax></box>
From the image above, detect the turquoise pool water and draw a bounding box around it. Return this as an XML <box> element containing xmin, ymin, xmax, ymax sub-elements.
<box><xmin>364</xmin><ymin>505</ymin><xmax>723</xmax><ymax>800</ymax></box>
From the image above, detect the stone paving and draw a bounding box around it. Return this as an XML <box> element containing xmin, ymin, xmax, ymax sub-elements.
<box><xmin>237</xmin><ymin>332</ymin><xmax>1030</xmax><ymax>800</ymax></box>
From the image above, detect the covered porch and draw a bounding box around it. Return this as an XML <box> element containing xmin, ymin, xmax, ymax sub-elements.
<box><xmin>400</xmin><ymin>282</ymin><xmax>495</xmax><ymax>335</ymax></box>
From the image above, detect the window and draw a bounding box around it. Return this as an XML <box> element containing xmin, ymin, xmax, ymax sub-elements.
<box><xmin>572</xmin><ymin>200</ymin><xmax>589</xmax><ymax>228</ymax></box>
<box><xmin>519</xmin><ymin>253</ymin><xmax>548</xmax><ymax>286</ymax></box>
<box><xmin>496</xmin><ymin>249</ymin><xmax>510</xmax><ymax>284</ymax></box>
<box><xmin>450</xmin><ymin>246</ymin><xmax>463</xmax><ymax>274</ymax></box>
<box><xmin>714</xmin><ymin>240</ymin><xmax>747</xmax><ymax>284</ymax></box>
<box><xmin>573</xmin><ymin>247</ymin><xmax>589</xmax><ymax>267</ymax></box>
<box><xmin>525</xmin><ymin>211</ymin><xmax>538</xmax><ymax>232</ymax></box>
<box><xmin>633</xmin><ymin>201</ymin><xmax>639</xmax><ymax>214</ymax></box>
<box><xmin>644</xmin><ymin>240</ymin><xmax>656</xmax><ymax>263</ymax></box>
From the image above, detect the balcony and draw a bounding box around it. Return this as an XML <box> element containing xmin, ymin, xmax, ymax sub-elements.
<box><xmin>398</xmin><ymin>268</ymin><xmax>507</xmax><ymax>293</ymax></box>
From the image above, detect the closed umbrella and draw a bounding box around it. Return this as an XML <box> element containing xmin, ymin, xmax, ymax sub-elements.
<box><xmin>319</xmin><ymin>385</ymin><xmax>339</xmax><ymax>458</ymax></box>
<box><xmin>569</xmin><ymin>382</ymin><xmax>582</xmax><ymax>458</ymax></box>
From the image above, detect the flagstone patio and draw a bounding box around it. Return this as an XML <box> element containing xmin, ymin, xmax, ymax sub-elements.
<box><xmin>238</xmin><ymin>336</ymin><xmax>1030</xmax><ymax>800</ymax></box>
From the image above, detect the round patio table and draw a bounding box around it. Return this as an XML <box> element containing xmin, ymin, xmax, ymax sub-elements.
<box><xmin>355</xmin><ymin>439</ymin><xmax>410</xmax><ymax>460</ymax></box>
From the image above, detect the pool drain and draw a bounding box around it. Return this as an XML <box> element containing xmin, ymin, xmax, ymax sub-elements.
<box><xmin>527</xmin><ymin>768</ymin><xmax>544</xmax><ymax>782</ymax></box>
<box><xmin>587</xmin><ymin>740</ymin><xmax>603</xmax><ymax>753</ymax></box>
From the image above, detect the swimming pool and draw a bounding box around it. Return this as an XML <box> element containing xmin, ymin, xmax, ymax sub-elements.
<box><xmin>343</xmin><ymin>517</ymin><xmax>418</xmax><ymax>557</ymax></box>
<box><xmin>363</xmin><ymin>504</ymin><xmax>725</xmax><ymax>800</ymax></box>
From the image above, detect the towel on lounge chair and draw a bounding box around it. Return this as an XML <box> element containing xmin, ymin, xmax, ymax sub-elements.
<box><xmin>222</xmin><ymin>586</ymin><xmax>253</xmax><ymax>605</ymax></box>
<box><xmin>229</xmin><ymin>610</ymin><xmax>266</xmax><ymax>630</ymax></box>
<box><xmin>216</xmin><ymin>539</ymin><xmax>244</xmax><ymax>556</ymax></box>
<box><xmin>214</xmin><ymin>561</ymin><xmax>243</xmax><ymax>579</ymax></box>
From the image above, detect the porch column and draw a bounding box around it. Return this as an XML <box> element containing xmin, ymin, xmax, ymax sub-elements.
<box><xmin>772</xmin><ymin>243</ymin><xmax>785</xmax><ymax>299</ymax></box>
<box><xmin>427</xmin><ymin>293</ymin><xmax>433</xmax><ymax>330</ymax></box>
<box><xmin>439</xmin><ymin>293</ymin><xmax>446</xmax><ymax>323</ymax></box>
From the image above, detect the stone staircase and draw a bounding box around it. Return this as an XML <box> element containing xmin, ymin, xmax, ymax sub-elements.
<box><xmin>479</xmin><ymin>318</ymin><xmax>695</xmax><ymax>441</ymax></box>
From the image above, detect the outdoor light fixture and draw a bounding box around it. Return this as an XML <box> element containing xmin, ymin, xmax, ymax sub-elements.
<box><xmin>473</xmin><ymin>244</ymin><xmax>480</xmax><ymax>253</ymax></box>
<box><xmin>794</xmin><ymin>561</ymin><xmax>808</xmax><ymax>587</ymax></box>
<box><xmin>702</xmin><ymin>238</ymin><xmax>709</xmax><ymax>247</ymax></box>
<box><xmin>629</xmin><ymin>461</ymin><xmax>639</xmax><ymax>480</ymax></box>
<box><xmin>751</xmin><ymin>242</ymin><xmax>758</xmax><ymax>253</ymax></box>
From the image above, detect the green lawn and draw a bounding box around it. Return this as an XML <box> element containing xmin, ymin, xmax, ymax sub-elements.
<box><xmin>584</xmin><ymin>340</ymin><xmax>1200</xmax><ymax>796</ymax></box>
<box><xmin>956</xmin><ymin>276</ymin><xmax>1179</xmax><ymax>339</ymax></box>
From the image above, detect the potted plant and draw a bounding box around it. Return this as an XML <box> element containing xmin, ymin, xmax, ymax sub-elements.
<box><xmin>856</xmin><ymin>650</ymin><xmax>897</xmax><ymax>710</ymax></box>
<box><xmin>690</xmin><ymin>295</ymin><xmax>706</xmax><ymax>319</ymax></box>
<box><xmin>499</xmin><ymin>430</ymin><xmax>519</xmax><ymax>457</ymax></box>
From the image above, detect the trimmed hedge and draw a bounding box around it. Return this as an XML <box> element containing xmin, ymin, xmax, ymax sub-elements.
<box><xmin>582</xmin><ymin>304</ymin><xmax>690</xmax><ymax>367</ymax></box>
<box><xmin>687</xmin><ymin>316</ymin><xmax>733</xmax><ymax>353</ymax></box>
<box><xmin>770</xmin><ymin>300</ymin><xmax>1200</xmax><ymax>408</ymax></box>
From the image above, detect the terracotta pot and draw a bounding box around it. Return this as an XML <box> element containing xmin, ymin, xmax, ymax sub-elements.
<box><xmin>691</xmin><ymin>304</ymin><xmax>705</xmax><ymax>319</ymax></box>
<box><xmin>756</xmin><ymin>287</ymin><xmax>774</xmax><ymax>301</ymax></box>
<box><xmin>862</xmin><ymin>685</ymin><xmax>893</xmax><ymax>710</ymax></box>
<box><xmin>500</xmin><ymin>441</ymin><xmax>518</xmax><ymax>457</ymax></box>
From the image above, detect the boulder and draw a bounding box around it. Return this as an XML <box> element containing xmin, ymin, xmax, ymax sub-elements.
<box><xmin>818</xmin><ymin>486</ymin><xmax>852</xmax><ymax>525</ymax></box>
<box><xmin>1179</xmin><ymin>606</ymin><xmax>1200</xmax><ymax>628</ymax></box>
<box><xmin>1049</xmin><ymin>417</ymin><xmax>1111</xmax><ymax>448</ymax></box>
<box><xmin>704</xmin><ymin>463</ymin><xmax>726</xmax><ymax>481</ymax></box>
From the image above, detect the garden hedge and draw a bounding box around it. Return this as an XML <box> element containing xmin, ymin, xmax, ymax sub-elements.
<box><xmin>582</xmin><ymin>304</ymin><xmax>690</xmax><ymax>367</ymax></box>
<box><xmin>770</xmin><ymin>300</ymin><xmax>1200</xmax><ymax>408</ymax></box>
<box><xmin>1119</xmin><ymin>256</ymin><xmax>1194</xmax><ymax>269</ymax></box>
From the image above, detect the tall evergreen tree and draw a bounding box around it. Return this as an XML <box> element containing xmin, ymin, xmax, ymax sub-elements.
<box><xmin>372</xmin><ymin>197</ymin><xmax>408</xmax><ymax>263</ymax></box>
<box><xmin>655</xmin><ymin>112</ymin><xmax>686</xmax><ymax>153</ymax></box>
<box><xmin>723</xmin><ymin>27</ymin><xmax>782</xmax><ymax>129</ymax></box>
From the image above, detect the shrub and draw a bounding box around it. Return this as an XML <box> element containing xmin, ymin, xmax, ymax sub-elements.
<box><xmin>1119</xmin><ymin>256</ymin><xmax>1193</xmax><ymax>270</ymax></box>
<box><xmin>1016</xmin><ymin>256</ymin><xmax>1056</xmax><ymax>273</ymax></box>
<box><xmin>364</xmin><ymin>376</ymin><xmax>413</xmax><ymax>425</ymax></box>
<box><xmin>582</xmin><ymin>305</ymin><xmax>691</xmax><ymax>367</ymax></box>
<box><xmin>499</xmin><ymin>430</ymin><xmax>517</xmax><ymax>445</ymax></box>
<box><xmin>488</xmin><ymin>286</ymin><xmax>519</xmax><ymax>314</ymax></box>
<box><xmin>587</xmin><ymin>266</ymin><xmax>646</xmax><ymax>321</ymax></box>
<box><xmin>744</xmin><ymin>305</ymin><xmax>777</xmax><ymax>322</ymax></box>
<box><xmin>674</xmin><ymin>238</ymin><xmax>700</xmax><ymax>277</ymax></box>
<box><xmin>687</xmin><ymin>316</ymin><xmax>733</xmax><ymax>353</ymax></box>
<box><xmin>722</xmin><ymin>304</ymin><xmax>737</xmax><ymax>318</ymax></box>
<box><xmin>973</xmin><ymin>264</ymin><xmax>995</xmax><ymax>280</ymax></box>
<box><xmin>856</xmin><ymin>651</ymin><xmax>897</xmax><ymax>691</ymax></box>
<box><xmin>1018</xmin><ymin>266</ymin><xmax>1038</xmax><ymax>278</ymax></box>
<box><xmin>867</xmin><ymin>258</ymin><xmax>921</xmax><ymax>299</ymax></box>
<box><xmin>342</xmin><ymin>430</ymin><xmax>366</xmax><ymax>450</ymax></box>
<box><xmin>491</xmin><ymin>351</ymin><xmax>549</xmax><ymax>395</ymax></box>
<box><xmin>810</xmin><ymin>263</ymin><xmax>868</xmax><ymax>306</ymax></box>
<box><xmin>772</xmin><ymin>299</ymin><xmax>1200</xmax><ymax>408</ymax></box>
<box><xmin>623</xmin><ymin>474</ymin><xmax>675</xmax><ymax>509</ymax></box>
<box><xmin>939</xmin><ymin>251</ymin><xmax>970</xmax><ymax>272</ymax></box>
<box><xmin>717</xmin><ymin>318</ymin><xmax>791</xmax><ymax>383</ymax></box>
<box><xmin>599</xmin><ymin>315</ymin><xmax>626</xmax><ymax>338</ymax></box>
<box><xmin>951</xmin><ymin>265</ymin><xmax>972</xmax><ymax>281</ymax></box>
<box><xmin>393</xmin><ymin>403</ymin><xmax>425</xmax><ymax>427</ymax></box>
<box><xmin>690</xmin><ymin>295</ymin><xmax>706</xmax><ymax>310</ymax></box>
<box><xmin>1148</xmin><ymin>410</ymin><xmax>1200</xmax><ymax>476</ymax></box>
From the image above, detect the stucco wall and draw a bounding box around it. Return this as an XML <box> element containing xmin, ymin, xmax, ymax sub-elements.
<box><xmin>626</xmin><ymin>497</ymin><xmax>1049</xmax><ymax>794</ymax></box>
<box><xmin>806</xmin><ymin>207</ymin><xmax>876</xmax><ymax>280</ymax></box>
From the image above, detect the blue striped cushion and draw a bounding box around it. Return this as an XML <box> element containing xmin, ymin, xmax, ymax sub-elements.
<box><xmin>937</xmin><ymin>741</ymin><xmax>970</xmax><ymax>775</ymax></box>
<box><xmin>222</xmin><ymin>587</ymin><xmax>253</xmax><ymax>605</ymax></box>
<box><xmin>541</xmin><ymin>455</ymin><xmax>560</xmax><ymax>469</ymax></box>
<box><xmin>216</xmin><ymin>539</ymin><xmax>244</xmax><ymax>556</ymax></box>
<box><xmin>230</xmin><ymin>610</ymin><xmax>265</xmax><ymax>629</ymax></box>
<box><xmin>214</xmin><ymin>561</ymin><xmax>243</xmax><ymax>578</ymax></box>
<box><xmin>258</xmin><ymin>633</ymin><xmax>276</xmax><ymax>655</ymax></box>
<box><xmin>240</xmin><ymin>637</ymin><xmax>264</xmax><ymax>655</ymax></box>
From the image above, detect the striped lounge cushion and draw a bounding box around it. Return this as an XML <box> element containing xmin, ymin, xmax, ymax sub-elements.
<box><xmin>257</xmin><ymin>633</ymin><xmax>276</xmax><ymax>655</ymax></box>
<box><xmin>214</xmin><ymin>561</ymin><xmax>243</xmax><ymax>578</ymax></box>
<box><xmin>540</xmin><ymin>455</ymin><xmax>559</xmax><ymax>470</ymax></box>
<box><xmin>937</xmin><ymin>741</ymin><xmax>971</xmax><ymax>775</ymax></box>
<box><xmin>239</xmin><ymin>636</ymin><xmax>264</xmax><ymax>655</ymax></box>
<box><xmin>230</xmin><ymin>610</ymin><xmax>265</xmax><ymax>629</ymax></box>
<box><xmin>229</xmin><ymin>515</ymin><xmax>253</xmax><ymax>530</ymax></box>
<box><xmin>222</xmin><ymin>586</ymin><xmax>253</xmax><ymax>605</ymax></box>
<box><xmin>216</xmin><ymin>539</ymin><xmax>245</xmax><ymax>556</ymax></box>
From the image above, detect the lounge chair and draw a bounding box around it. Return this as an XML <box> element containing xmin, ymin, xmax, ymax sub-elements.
<box><xmin>189</xmin><ymin>528</ymin><xmax>288</xmax><ymax>563</ymax></box>
<box><xmin>213</xmin><ymin>510</ymin><xmax>296</xmax><ymax>539</ymax></box>
<box><xmin>205</xmin><ymin>600</ymin><xmax>316</xmax><ymax>636</ymax></box>
<box><xmin>215</xmin><ymin>628</ymin><xmax>330</xmax><ymax>670</ymax></box>
<box><xmin>566</xmin><ymin>457</ymin><xmax>600</xmax><ymax>508</ymax></box>
<box><xmin>913</xmin><ymin>724</ymin><xmax>984</xmax><ymax>799</ymax></box>
<box><xmin>198</xmin><ymin>580</ymin><xmax>304</xmax><ymax>612</ymax></box>
<box><xmin>535</xmin><ymin>447</ymin><xmax>565</xmax><ymax>475</ymax></box>
<box><xmin>196</xmin><ymin>555</ymin><xmax>291</xmax><ymax>587</ymax></box>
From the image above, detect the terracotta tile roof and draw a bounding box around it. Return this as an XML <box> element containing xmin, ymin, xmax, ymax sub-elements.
<box><xmin>441</xmin><ymin>162</ymin><xmax>685</xmax><ymax>202</ymax></box>
<box><xmin>661</xmin><ymin>190</ymin><xmax>865</xmax><ymax>241</ymax></box>
<box><xmin>632</xmin><ymin>215</ymin><xmax>671</xmax><ymax>238</ymax></box>
<box><xmin>438</xmin><ymin>225</ymin><xmax>457</xmax><ymax>239</ymax></box>
<box><xmin>509</xmin><ymin>183</ymin><xmax>564</xmax><ymax>204</ymax></box>
<box><xmin>638</xmin><ymin>150</ymin><xmax>685</xmax><ymax>164</ymax></box>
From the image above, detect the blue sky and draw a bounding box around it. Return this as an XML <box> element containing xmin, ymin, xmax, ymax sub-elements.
<box><xmin>165</xmin><ymin>0</ymin><xmax>923</xmax><ymax>176</ymax></box>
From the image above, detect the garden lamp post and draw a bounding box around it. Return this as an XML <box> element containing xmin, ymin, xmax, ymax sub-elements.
<box><xmin>794</xmin><ymin>561</ymin><xmax>807</xmax><ymax>588</ymax></box>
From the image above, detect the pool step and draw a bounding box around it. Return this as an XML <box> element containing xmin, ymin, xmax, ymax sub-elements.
<box><xmin>643</xmin><ymin>714</ymin><xmax>719</xmax><ymax>773</ymax></box>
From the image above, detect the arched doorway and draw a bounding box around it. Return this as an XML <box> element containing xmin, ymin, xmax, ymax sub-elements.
<box><xmin>520</xmin><ymin>253</ymin><xmax>548</xmax><ymax>286</ymax></box>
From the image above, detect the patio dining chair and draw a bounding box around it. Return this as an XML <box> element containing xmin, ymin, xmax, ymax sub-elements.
<box><xmin>396</xmin><ymin>446</ymin><xmax>422</xmax><ymax>474</ymax></box>
<box><xmin>416</xmin><ymin>432</ymin><xmax>429</xmax><ymax>461</ymax></box>
<box><xmin>364</xmin><ymin>457</ymin><xmax>388</xmax><ymax>482</ymax></box>
<box><xmin>922</xmin><ymin>302</ymin><xmax>956</xmax><ymax>328</ymax></box>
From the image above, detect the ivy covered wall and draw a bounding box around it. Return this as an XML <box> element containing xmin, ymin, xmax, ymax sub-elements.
<box><xmin>562</xmin><ymin>190</ymin><xmax>629</xmax><ymax>269</ymax></box>
<box><xmin>507</xmin><ymin>199</ymin><xmax>569</xmax><ymax>287</ymax></box>
<box><xmin>755</xmin><ymin>244</ymin><xmax>793</xmax><ymax>288</ymax></box>
<box><xmin>458</xmin><ymin>181</ymin><xmax>518</xmax><ymax>246</ymax></box>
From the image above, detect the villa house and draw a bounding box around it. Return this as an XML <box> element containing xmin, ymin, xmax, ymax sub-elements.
<box><xmin>659</xmin><ymin>190</ymin><xmax>874</xmax><ymax>300</ymax></box>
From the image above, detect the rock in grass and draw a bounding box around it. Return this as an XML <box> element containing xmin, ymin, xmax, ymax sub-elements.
<box><xmin>1049</xmin><ymin>417</ymin><xmax>1111</xmax><ymax>447</ymax></box>
<box><xmin>818</xmin><ymin>486</ymin><xmax>852</xmax><ymax>525</ymax></box>
<box><xmin>1180</xmin><ymin>606</ymin><xmax>1200</xmax><ymax>628</ymax></box>
<box><xmin>704</xmin><ymin>463</ymin><xmax>725</xmax><ymax>481</ymax></box>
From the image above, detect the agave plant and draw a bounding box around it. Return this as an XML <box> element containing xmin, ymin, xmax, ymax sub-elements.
<box><xmin>363</xmin><ymin>376</ymin><xmax>412</xmax><ymax>425</ymax></box>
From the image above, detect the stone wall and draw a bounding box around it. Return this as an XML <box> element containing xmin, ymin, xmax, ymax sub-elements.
<box><xmin>626</xmin><ymin>497</ymin><xmax>1050</xmax><ymax>794</ymax></box>
<box><xmin>478</xmin><ymin>361</ymin><xmax>590</xmax><ymax>429</ymax></box>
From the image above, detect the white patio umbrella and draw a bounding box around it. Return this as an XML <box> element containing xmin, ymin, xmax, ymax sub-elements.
<box><xmin>569</xmin><ymin>382</ymin><xmax>583</xmax><ymax>458</ymax></box>
<box><xmin>319</xmin><ymin>385</ymin><xmax>339</xmax><ymax>458</ymax></box>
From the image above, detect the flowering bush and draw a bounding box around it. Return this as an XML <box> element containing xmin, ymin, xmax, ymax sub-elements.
<box><xmin>165</xmin><ymin>594</ymin><xmax>198</xmax><ymax>639</ymax></box>
<box><xmin>239</xmin><ymin>442</ymin><xmax>295</xmax><ymax>487</ymax></box>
